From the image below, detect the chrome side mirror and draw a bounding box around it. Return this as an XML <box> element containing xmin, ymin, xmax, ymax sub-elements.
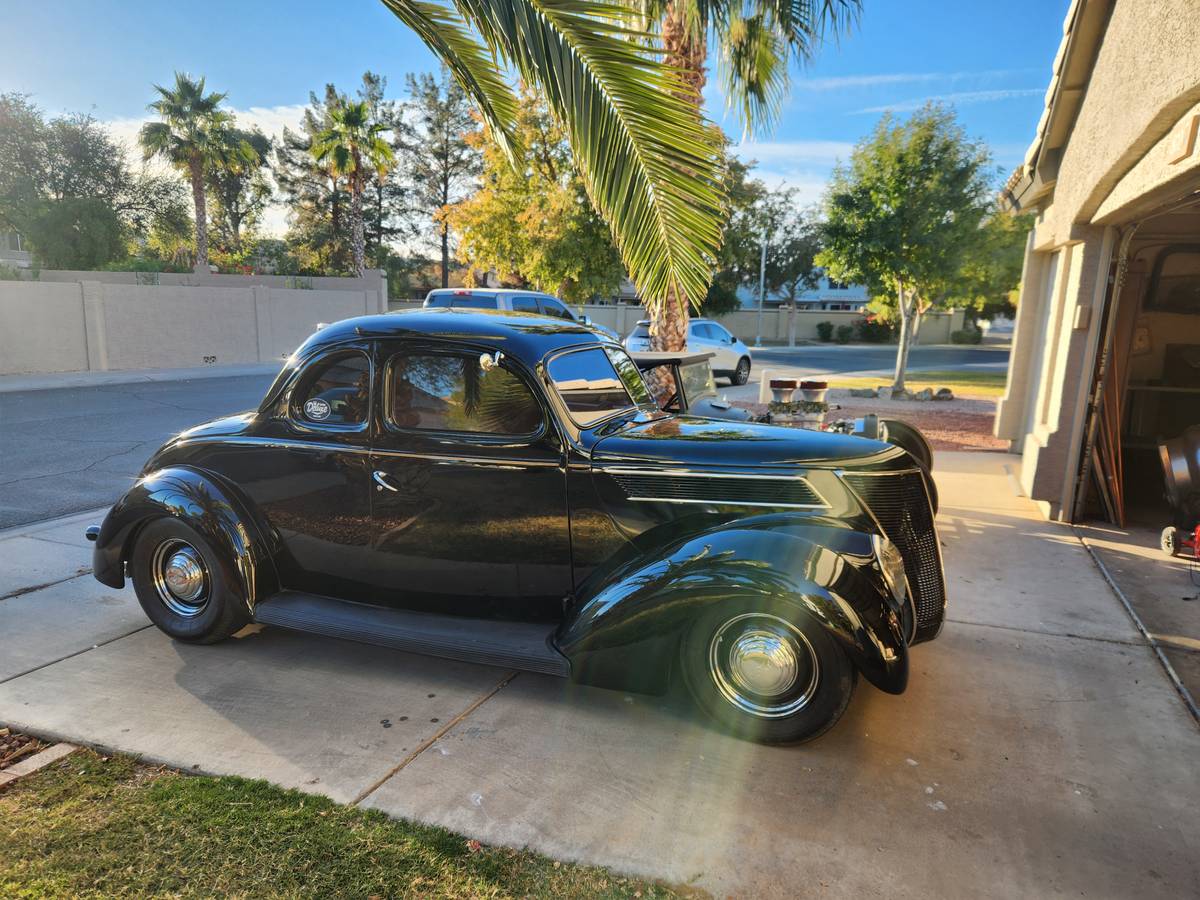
<box><xmin>479</xmin><ymin>350</ymin><xmax>504</xmax><ymax>372</ymax></box>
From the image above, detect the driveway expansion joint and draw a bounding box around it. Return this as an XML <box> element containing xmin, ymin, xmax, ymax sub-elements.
<box><xmin>1074</xmin><ymin>526</ymin><xmax>1200</xmax><ymax>725</ymax></box>
<box><xmin>0</xmin><ymin>570</ymin><xmax>93</xmax><ymax>602</ymax></box>
<box><xmin>350</xmin><ymin>670</ymin><xmax>519</xmax><ymax>806</ymax></box>
<box><xmin>0</xmin><ymin>625</ymin><xmax>152</xmax><ymax>686</ymax></box>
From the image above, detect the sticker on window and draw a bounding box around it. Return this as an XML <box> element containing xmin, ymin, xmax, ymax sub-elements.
<box><xmin>304</xmin><ymin>398</ymin><xmax>332</xmax><ymax>420</ymax></box>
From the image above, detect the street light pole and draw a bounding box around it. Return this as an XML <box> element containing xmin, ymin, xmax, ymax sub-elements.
<box><xmin>755</xmin><ymin>226</ymin><xmax>767</xmax><ymax>347</ymax></box>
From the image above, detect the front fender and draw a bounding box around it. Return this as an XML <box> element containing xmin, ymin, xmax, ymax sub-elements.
<box><xmin>556</xmin><ymin>515</ymin><xmax>908</xmax><ymax>695</ymax></box>
<box><xmin>92</xmin><ymin>466</ymin><xmax>278</xmax><ymax>614</ymax></box>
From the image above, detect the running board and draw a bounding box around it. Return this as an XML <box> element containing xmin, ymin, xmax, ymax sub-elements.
<box><xmin>254</xmin><ymin>591</ymin><xmax>569</xmax><ymax>677</ymax></box>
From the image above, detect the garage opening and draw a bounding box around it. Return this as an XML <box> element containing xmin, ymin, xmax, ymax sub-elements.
<box><xmin>1076</xmin><ymin>196</ymin><xmax>1200</xmax><ymax>529</ymax></box>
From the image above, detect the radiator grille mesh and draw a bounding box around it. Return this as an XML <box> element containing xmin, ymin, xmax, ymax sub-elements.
<box><xmin>843</xmin><ymin>470</ymin><xmax>945</xmax><ymax>643</ymax></box>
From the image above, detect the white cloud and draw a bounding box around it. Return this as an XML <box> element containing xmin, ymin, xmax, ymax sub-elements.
<box><xmin>794</xmin><ymin>68</ymin><xmax>1037</xmax><ymax>92</ymax></box>
<box><xmin>853</xmin><ymin>88</ymin><xmax>1043</xmax><ymax>115</ymax></box>
<box><xmin>104</xmin><ymin>103</ymin><xmax>310</xmax><ymax>237</ymax></box>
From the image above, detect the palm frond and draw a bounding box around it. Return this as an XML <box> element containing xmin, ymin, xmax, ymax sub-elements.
<box><xmin>380</xmin><ymin>0</ymin><xmax>522</xmax><ymax>164</ymax></box>
<box><xmin>447</xmin><ymin>0</ymin><xmax>726</xmax><ymax>308</ymax></box>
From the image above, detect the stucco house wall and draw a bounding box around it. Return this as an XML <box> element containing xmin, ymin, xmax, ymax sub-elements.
<box><xmin>995</xmin><ymin>0</ymin><xmax>1200</xmax><ymax>520</ymax></box>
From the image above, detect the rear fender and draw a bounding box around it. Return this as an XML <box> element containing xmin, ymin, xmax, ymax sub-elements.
<box><xmin>556</xmin><ymin>517</ymin><xmax>907</xmax><ymax>695</ymax></box>
<box><xmin>92</xmin><ymin>466</ymin><xmax>278</xmax><ymax>614</ymax></box>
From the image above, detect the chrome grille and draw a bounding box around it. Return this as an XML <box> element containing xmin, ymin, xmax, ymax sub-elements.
<box><xmin>607</xmin><ymin>470</ymin><xmax>825</xmax><ymax>508</ymax></box>
<box><xmin>843</xmin><ymin>470</ymin><xmax>945</xmax><ymax>643</ymax></box>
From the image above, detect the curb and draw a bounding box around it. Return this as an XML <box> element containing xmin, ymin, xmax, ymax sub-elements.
<box><xmin>0</xmin><ymin>742</ymin><xmax>79</xmax><ymax>790</ymax></box>
<box><xmin>0</xmin><ymin>362</ymin><xmax>281</xmax><ymax>395</ymax></box>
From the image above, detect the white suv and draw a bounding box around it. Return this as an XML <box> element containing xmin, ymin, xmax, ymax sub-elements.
<box><xmin>422</xmin><ymin>288</ymin><xmax>619</xmax><ymax>341</ymax></box>
<box><xmin>624</xmin><ymin>317</ymin><xmax>751</xmax><ymax>385</ymax></box>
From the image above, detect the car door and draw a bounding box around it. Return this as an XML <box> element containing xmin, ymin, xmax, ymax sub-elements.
<box><xmin>688</xmin><ymin>322</ymin><xmax>718</xmax><ymax>362</ymax></box>
<box><xmin>244</xmin><ymin>345</ymin><xmax>375</xmax><ymax>601</ymax></box>
<box><xmin>705</xmin><ymin>322</ymin><xmax>739</xmax><ymax>371</ymax></box>
<box><xmin>367</xmin><ymin>340</ymin><xmax>572</xmax><ymax>620</ymax></box>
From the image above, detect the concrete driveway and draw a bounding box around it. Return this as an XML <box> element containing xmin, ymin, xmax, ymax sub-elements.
<box><xmin>1</xmin><ymin>453</ymin><xmax>1197</xmax><ymax>898</ymax></box>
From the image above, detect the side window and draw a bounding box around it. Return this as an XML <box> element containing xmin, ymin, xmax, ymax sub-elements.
<box><xmin>450</xmin><ymin>294</ymin><xmax>499</xmax><ymax>309</ymax></box>
<box><xmin>387</xmin><ymin>353</ymin><xmax>543</xmax><ymax>436</ymax></box>
<box><xmin>710</xmin><ymin>324</ymin><xmax>732</xmax><ymax>342</ymax></box>
<box><xmin>690</xmin><ymin>323</ymin><xmax>713</xmax><ymax>341</ymax></box>
<box><xmin>294</xmin><ymin>351</ymin><xmax>371</xmax><ymax>426</ymax></box>
<box><xmin>539</xmin><ymin>298</ymin><xmax>575</xmax><ymax>320</ymax></box>
<box><xmin>511</xmin><ymin>295</ymin><xmax>540</xmax><ymax>314</ymax></box>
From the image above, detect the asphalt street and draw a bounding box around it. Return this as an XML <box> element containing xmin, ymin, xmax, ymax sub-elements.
<box><xmin>0</xmin><ymin>343</ymin><xmax>1008</xmax><ymax>529</ymax></box>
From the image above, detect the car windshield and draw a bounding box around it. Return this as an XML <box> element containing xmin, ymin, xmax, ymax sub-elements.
<box><xmin>630</xmin><ymin>322</ymin><xmax>650</xmax><ymax>338</ymax></box>
<box><xmin>679</xmin><ymin>359</ymin><xmax>717</xmax><ymax>403</ymax></box>
<box><xmin>547</xmin><ymin>346</ymin><xmax>653</xmax><ymax>427</ymax></box>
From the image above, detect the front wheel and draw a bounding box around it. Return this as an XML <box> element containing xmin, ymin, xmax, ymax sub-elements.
<box><xmin>732</xmin><ymin>356</ymin><xmax>751</xmax><ymax>386</ymax></box>
<box><xmin>131</xmin><ymin>518</ymin><xmax>249</xmax><ymax>643</ymax></box>
<box><xmin>680</xmin><ymin>606</ymin><xmax>856</xmax><ymax>743</ymax></box>
<box><xmin>1161</xmin><ymin>526</ymin><xmax>1181</xmax><ymax>557</ymax></box>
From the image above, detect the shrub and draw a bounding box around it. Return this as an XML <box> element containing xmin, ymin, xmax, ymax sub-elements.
<box><xmin>951</xmin><ymin>328</ymin><xmax>982</xmax><ymax>344</ymax></box>
<box><xmin>0</xmin><ymin>263</ymin><xmax>22</xmax><ymax>281</ymax></box>
<box><xmin>857</xmin><ymin>318</ymin><xmax>893</xmax><ymax>343</ymax></box>
<box><xmin>835</xmin><ymin>324</ymin><xmax>854</xmax><ymax>344</ymax></box>
<box><xmin>816</xmin><ymin>321</ymin><xmax>834</xmax><ymax>342</ymax></box>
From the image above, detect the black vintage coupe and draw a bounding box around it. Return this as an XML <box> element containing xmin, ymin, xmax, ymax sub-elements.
<box><xmin>89</xmin><ymin>309</ymin><xmax>945</xmax><ymax>743</ymax></box>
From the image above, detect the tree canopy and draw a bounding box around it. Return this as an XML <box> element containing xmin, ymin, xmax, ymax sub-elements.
<box><xmin>443</xmin><ymin>90</ymin><xmax>624</xmax><ymax>302</ymax></box>
<box><xmin>818</xmin><ymin>103</ymin><xmax>995</xmax><ymax>390</ymax></box>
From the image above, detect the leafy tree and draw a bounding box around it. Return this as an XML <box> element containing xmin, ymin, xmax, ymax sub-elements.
<box><xmin>702</xmin><ymin>153</ymin><xmax>767</xmax><ymax>316</ymax></box>
<box><xmin>633</xmin><ymin>0</ymin><xmax>860</xmax><ymax>351</ymax></box>
<box><xmin>818</xmin><ymin>103</ymin><xmax>993</xmax><ymax>392</ymax></box>
<box><xmin>357</xmin><ymin>73</ymin><xmax>411</xmax><ymax>265</ymax></box>
<box><xmin>0</xmin><ymin>92</ymin><xmax>191</xmax><ymax>269</ymax></box>
<box><xmin>139</xmin><ymin>73</ymin><xmax>253</xmax><ymax>269</ymax></box>
<box><xmin>760</xmin><ymin>191</ymin><xmax>821</xmax><ymax>346</ymax></box>
<box><xmin>21</xmin><ymin>198</ymin><xmax>126</xmax><ymax>269</ymax></box>
<box><xmin>206</xmin><ymin>127</ymin><xmax>272</xmax><ymax>256</ymax></box>
<box><xmin>378</xmin><ymin>0</ymin><xmax>726</xmax><ymax>327</ymax></box>
<box><xmin>275</xmin><ymin>86</ymin><xmax>351</xmax><ymax>274</ymax></box>
<box><xmin>947</xmin><ymin>207</ymin><xmax>1032</xmax><ymax>323</ymax></box>
<box><xmin>443</xmin><ymin>90</ymin><xmax>623</xmax><ymax>302</ymax></box>
<box><xmin>311</xmin><ymin>100</ymin><xmax>396</xmax><ymax>277</ymax></box>
<box><xmin>397</xmin><ymin>69</ymin><xmax>482</xmax><ymax>288</ymax></box>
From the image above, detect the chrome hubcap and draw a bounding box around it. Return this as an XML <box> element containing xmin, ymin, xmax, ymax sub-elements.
<box><xmin>709</xmin><ymin>614</ymin><xmax>819</xmax><ymax>718</ymax></box>
<box><xmin>151</xmin><ymin>540</ymin><xmax>209</xmax><ymax>617</ymax></box>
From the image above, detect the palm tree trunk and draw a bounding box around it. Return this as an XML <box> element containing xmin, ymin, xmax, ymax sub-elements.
<box><xmin>350</xmin><ymin>170</ymin><xmax>366</xmax><ymax>278</ymax></box>
<box><xmin>189</xmin><ymin>157</ymin><xmax>208</xmax><ymax>270</ymax></box>
<box><xmin>648</xmin><ymin>1</ymin><xmax>708</xmax><ymax>355</ymax></box>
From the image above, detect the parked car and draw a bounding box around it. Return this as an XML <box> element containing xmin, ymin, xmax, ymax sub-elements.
<box><xmin>629</xmin><ymin>351</ymin><xmax>752</xmax><ymax>422</ymax></box>
<box><xmin>423</xmin><ymin>287</ymin><xmax>619</xmax><ymax>341</ymax></box>
<box><xmin>87</xmin><ymin>309</ymin><xmax>945</xmax><ymax>744</ymax></box>
<box><xmin>624</xmin><ymin>317</ymin><xmax>752</xmax><ymax>385</ymax></box>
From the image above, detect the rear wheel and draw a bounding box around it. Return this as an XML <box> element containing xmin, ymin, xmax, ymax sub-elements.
<box><xmin>732</xmin><ymin>356</ymin><xmax>751</xmax><ymax>386</ymax></box>
<box><xmin>1161</xmin><ymin>526</ymin><xmax>1180</xmax><ymax>557</ymax></box>
<box><xmin>131</xmin><ymin>518</ymin><xmax>249</xmax><ymax>643</ymax></box>
<box><xmin>680</xmin><ymin>605</ymin><xmax>856</xmax><ymax>743</ymax></box>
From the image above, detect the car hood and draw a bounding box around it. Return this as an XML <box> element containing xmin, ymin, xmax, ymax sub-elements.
<box><xmin>590</xmin><ymin>415</ymin><xmax>906</xmax><ymax>471</ymax></box>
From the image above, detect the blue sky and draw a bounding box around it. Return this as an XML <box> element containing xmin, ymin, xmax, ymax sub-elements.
<box><xmin>2</xmin><ymin>0</ymin><xmax>1069</xmax><ymax>228</ymax></box>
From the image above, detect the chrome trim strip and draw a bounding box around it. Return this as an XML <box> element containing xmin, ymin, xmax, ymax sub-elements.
<box><xmin>623</xmin><ymin>496</ymin><xmax>828</xmax><ymax>509</ymax></box>
<box><xmin>600</xmin><ymin>466</ymin><xmax>812</xmax><ymax>481</ymax></box>
<box><xmin>600</xmin><ymin>466</ymin><xmax>831</xmax><ymax>509</ymax></box>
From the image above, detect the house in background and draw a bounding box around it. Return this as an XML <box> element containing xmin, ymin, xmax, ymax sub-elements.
<box><xmin>1</xmin><ymin>230</ymin><xmax>32</xmax><ymax>270</ymax></box>
<box><xmin>996</xmin><ymin>0</ymin><xmax>1200</xmax><ymax>524</ymax></box>
<box><xmin>737</xmin><ymin>272</ymin><xmax>869</xmax><ymax>312</ymax></box>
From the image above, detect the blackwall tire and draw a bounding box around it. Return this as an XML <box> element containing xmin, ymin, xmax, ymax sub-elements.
<box><xmin>732</xmin><ymin>357</ymin><xmax>751</xmax><ymax>386</ymax></box>
<box><xmin>680</xmin><ymin>603</ymin><xmax>856</xmax><ymax>744</ymax></box>
<box><xmin>130</xmin><ymin>518</ymin><xmax>249</xmax><ymax>644</ymax></box>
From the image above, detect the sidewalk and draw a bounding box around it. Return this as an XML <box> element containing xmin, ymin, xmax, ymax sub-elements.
<box><xmin>0</xmin><ymin>362</ymin><xmax>282</xmax><ymax>394</ymax></box>
<box><xmin>1</xmin><ymin>453</ymin><xmax>1197</xmax><ymax>897</ymax></box>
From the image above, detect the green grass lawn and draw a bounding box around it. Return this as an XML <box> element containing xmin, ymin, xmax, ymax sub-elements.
<box><xmin>1</xmin><ymin>749</ymin><xmax>680</xmax><ymax>899</ymax></box>
<box><xmin>824</xmin><ymin>369</ymin><xmax>1007</xmax><ymax>398</ymax></box>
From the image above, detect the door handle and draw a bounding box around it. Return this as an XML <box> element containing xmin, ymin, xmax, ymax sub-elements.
<box><xmin>373</xmin><ymin>470</ymin><xmax>399</xmax><ymax>492</ymax></box>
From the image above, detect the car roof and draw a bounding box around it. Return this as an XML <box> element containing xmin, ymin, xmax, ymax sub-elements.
<box><xmin>297</xmin><ymin>308</ymin><xmax>604</xmax><ymax>363</ymax></box>
<box><xmin>425</xmin><ymin>287</ymin><xmax>556</xmax><ymax>298</ymax></box>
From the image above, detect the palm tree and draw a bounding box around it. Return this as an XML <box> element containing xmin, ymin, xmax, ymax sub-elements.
<box><xmin>311</xmin><ymin>101</ymin><xmax>395</xmax><ymax>277</ymax></box>
<box><xmin>642</xmin><ymin>0</ymin><xmax>861</xmax><ymax>349</ymax></box>
<box><xmin>378</xmin><ymin>0</ymin><xmax>726</xmax><ymax>325</ymax></box>
<box><xmin>139</xmin><ymin>73</ymin><xmax>245</xmax><ymax>270</ymax></box>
